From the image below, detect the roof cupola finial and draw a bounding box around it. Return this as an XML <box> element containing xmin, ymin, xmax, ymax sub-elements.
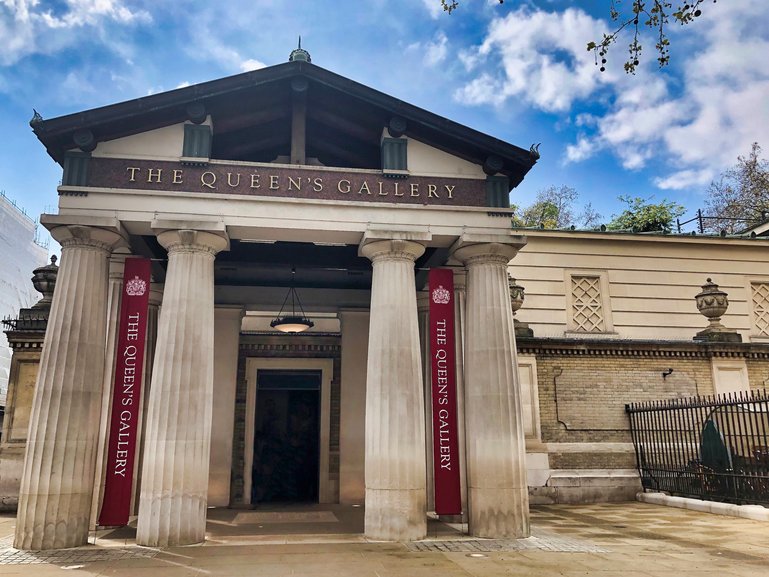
<box><xmin>289</xmin><ymin>36</ymin><xmax>311</xmax><ymax>63</ymax></box>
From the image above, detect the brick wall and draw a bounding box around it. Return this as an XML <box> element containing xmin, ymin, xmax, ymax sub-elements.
<box><xmin>519</xmin><ymin>339</ymin><xmax>769</xmax><ymax>472</ymax></box>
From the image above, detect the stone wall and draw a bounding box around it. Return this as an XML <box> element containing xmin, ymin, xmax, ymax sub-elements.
<box><xmin>519</xmin><ymin>338</ymin><xmax>769</xmax><ymax>503</ymax></box>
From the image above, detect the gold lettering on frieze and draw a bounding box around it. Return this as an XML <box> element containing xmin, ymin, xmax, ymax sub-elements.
<box><xmin>288</xmin><ymin>176</ymin><xmax>301</xmax><ymax>191</ymax></box>
<box><xmin>201</xmin><ymin>171</ymin><xmax>217</xmax><ymax>189</ymax></box>
<box><xmin>227</xmin><ymin>172</ymin><xmax>241</xmax><ymax>187</ymax></box>
<box><xmin>117</xmin><ymin>162</ymin><xmax>470</xmax><ymax>204</ymax></box>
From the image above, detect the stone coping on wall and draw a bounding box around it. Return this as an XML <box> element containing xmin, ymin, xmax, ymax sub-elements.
<box><xmin>517</xmin><ymin>337</ymin><xmax>769</xmax><ymax>359</ymax></box>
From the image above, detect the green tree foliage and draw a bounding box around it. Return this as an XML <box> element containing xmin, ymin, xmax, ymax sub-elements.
<box><xmin>440</xmin><ymin>0</ymin><xmax>716</xmax><ymax>74</ymax></box>
<box><xmin>512</xmin><ymin>185</ymin><xmax>602</xmax><ymax>229</ymax></box>
<box><xmin>607</xmin><ymin>195</ymin><xmax>685</xmax><ymax>232</ymax></box>
<box><xmin>704</xmin><ymin>143</ymin><xmax>769</xmax><ymax>234</ymax></box>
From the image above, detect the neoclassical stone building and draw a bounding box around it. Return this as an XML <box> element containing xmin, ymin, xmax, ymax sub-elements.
<box><xmin>5</xmin><ymin>47</ymin><xmax>769</xmax><ymax>551</ymax></box>
<box><xmin>10</xmin><ymin>48</ymin><xmax>537</xmax><ymax>550</ymax></box>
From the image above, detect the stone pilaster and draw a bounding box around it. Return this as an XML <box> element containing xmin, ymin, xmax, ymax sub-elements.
<box><xmin>15</xmin><ymin>225</ymin><xmax>126</xmax><ymax>550</ymax></box>
<box><xmin>451</xmin><ymin>240</ymin><xmax>529</xmax><ymax>539</ymax></box>
<box><xmin>136</xmin><ymin>230</ymin><xmax>228</xmax><ymax>547</ymax></box>
<box><xmin>359</xmin><ymin>239</ymin><xmax>427</xmax><ymax>541</ymax></box>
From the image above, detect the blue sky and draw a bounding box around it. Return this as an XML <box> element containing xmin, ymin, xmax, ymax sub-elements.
<box><xmin>1</xmin><ymin>0</ymin><xmax>768</xmax><ymax>246</ymax></box>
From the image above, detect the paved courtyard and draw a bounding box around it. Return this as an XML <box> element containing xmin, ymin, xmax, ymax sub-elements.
<box><xmin>0</xmin><ymin>502</ymin><xmax>766</xmax><ymax>576</ymax></box>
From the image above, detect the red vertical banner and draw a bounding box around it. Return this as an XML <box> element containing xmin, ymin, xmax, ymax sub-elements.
<box><xmin>98</xmin><ymin>257</ymin><xmax>151</xmax><ymax>526</ymax></box>
<box><xmin>428</xmin><ymin>268</ymin><xmax>462</xmax><ymax>515</ymax></box>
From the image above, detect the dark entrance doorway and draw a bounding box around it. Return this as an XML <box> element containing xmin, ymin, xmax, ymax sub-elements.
<box><xmin>251</xmin><ymin>369</ymin><xmax>321</xmax><ymax>504</ymax></box>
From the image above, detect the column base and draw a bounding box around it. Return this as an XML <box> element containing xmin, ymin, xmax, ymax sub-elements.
<box><xmin>364</xmin><ymin>488</ymin><xmax>426</xmax><ymax>541</ymax></box>
<box><xmin>136</xmin><ymin>494</ymin><xmax>207</xmax><ymax>547</ymax></box>
<box><xmin>14</xmin><ymin>507</ymin><xmax>90</xmax><ymax>550</ymax></box>
<box><xmin>468</xmin><ymin>487</ymin><xmax>530</xmax><ymax>538</ymax></box>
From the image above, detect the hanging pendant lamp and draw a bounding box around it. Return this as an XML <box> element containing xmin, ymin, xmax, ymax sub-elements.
<box><xmin>270</xmin><ymin>267</ymin><xmax>314</xmax><ymax>333</ymax></box>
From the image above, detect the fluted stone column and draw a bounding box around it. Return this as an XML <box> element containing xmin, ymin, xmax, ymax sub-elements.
<box><xmin>452</xmin><ymin>240</ymin><xmax>529</xmax><ymax>538</ymax></box>
<box><xmin>360</xmin><ymin>239</ymin><xmax>427</xmax><ymax>541</ymax></box>
<box><xmin>132</xmin><ymin>282</ymin><xmax>162</xmax><ymax>516</ymax></box>
<box><xmin>15</xmin><ymin>225</ymin><xmax>126</xmax><ymax>550</ymax></box>
<box><xmin>136</xmin><ymin>230</ymin><xmax>228</xmax><ymax>547</ymax></box>
<box><xmin>451</xmin><ymin>267</ymin><xmax>469</xmax><ymax>523</ymax></box>
<box><xmin>416</xmin><ymin>292</ymin><xmax>434</xmax><ymax>513</ymax></box>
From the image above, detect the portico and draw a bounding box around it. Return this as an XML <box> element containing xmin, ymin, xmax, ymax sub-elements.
<box><xmin>15</xmin><ymin>50</ymin><xmax>538</xmax><ymax>549</ymax></box>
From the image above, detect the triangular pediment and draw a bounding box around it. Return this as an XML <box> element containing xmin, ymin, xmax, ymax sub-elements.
<box><xmin>32</xmin><ymin>61</ymin><xmax>537</xmax><ymax>186</ymax></box>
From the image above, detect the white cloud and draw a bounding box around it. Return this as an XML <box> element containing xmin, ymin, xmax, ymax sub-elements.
<box><xmin>454</xmin><ymin>72</ymin><xmax>507</xmax><ymax>106</ymax></box>
<box><xmin>421</xmin><ymin>0</ymin><xmax>442</xmax><ymax>19</ymax></box>
<box><xmin>454</xmin><ymin>7</ymin><xmax>613</xmax><ymax>112</ymax></box>
<box><xmin>240</xmin><ymin>58</ymin><xmax>266</xmax><ymax>72</ymax></box>
<box><xmin>564</xmin><ymin>136</ymin><xmax>593</xmax><ymax>163</ymax></box>
<box><xmin>424</xmin><ymin>32</ymin><xmax>448</xmax><ymax>67</ymax></box>
<box><xmin>654</xmin><ymin>168</ymin><xmax>716</xmax><ymax>190</ymax></box>
<box><xmin>458</xmin><ymin>1</ymin><xmax>769</xmax><ymax>191</ymax></box>
<box><xmin>0</xmin><ymin>0</ymin><xmax>151</xmax><ymax>65</ymax></box>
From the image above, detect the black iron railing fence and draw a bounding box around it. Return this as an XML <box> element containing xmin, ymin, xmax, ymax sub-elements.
<box><xmin>626</xmin><ymin>390</ymin><xmax>769</xmax><ymax>505</ymax></box>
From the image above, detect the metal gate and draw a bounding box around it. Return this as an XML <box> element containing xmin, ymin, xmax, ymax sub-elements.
<box><xmin>626</xmin><ymin>390</ymin><xmax>769</xmax><ymax>505</ymax></box>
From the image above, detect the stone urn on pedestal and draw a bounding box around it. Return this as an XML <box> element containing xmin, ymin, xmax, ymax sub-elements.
<box><xmin>508</xmin><ymin>275</ymin><xmax>533</xmax><ymax>338</ymax></box>
<box><xmin>693</xmin><ymin>278</ymin><xmax>741</xmax><ymax>343</ymax></box>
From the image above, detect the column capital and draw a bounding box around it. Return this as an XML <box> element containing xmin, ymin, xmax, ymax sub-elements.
<box><xmin>449</xmin><ymin>266</ymin><xmax>467</xmax><ymax>292</ymax></box>
<box><xmin>156</xmin><ymin>229</ymin><xmax>229</xmax><ymax>256</ymax></box>
<box><xmin>50</xmin><ymin>224</ymin><xmax>128</xmax><ymax>253</ymax></box>
<box><xmin>359</xmin><ymin>239</ymin><xmax>425</xmax><ymax>263</ymax></box>
<box><xmin>451</xmin><ymin>241</ymin><xmax>524</xmax><ymax>267</ymax></box>
<box><xmin>108</xmin><ymin>247</ymin><xmax>132</xmax><ymax>280</ymax></box>
<box><xmin>214</xmin><ymin>304</ymin><xmax>246</xmax><ymax>321</ymax></box>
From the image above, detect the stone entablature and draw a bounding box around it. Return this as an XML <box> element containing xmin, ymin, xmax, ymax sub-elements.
<box><xmin>77</xmin><ymin>157</ymin><xmax>490</xmax><ymax>207</ymax></box>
